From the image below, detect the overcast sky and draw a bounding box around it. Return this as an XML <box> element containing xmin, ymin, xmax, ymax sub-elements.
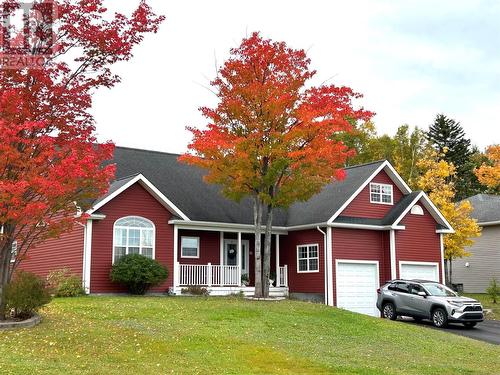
<box><xmin>92</xmin><ymin>0</ymin><xmax>500</xmax><ymax>154</ymax></box>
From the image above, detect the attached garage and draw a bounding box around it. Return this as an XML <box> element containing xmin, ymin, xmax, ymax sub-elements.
<box><xmin>399</xmin><ymin>262</ymin><xmax>439</xmax><ymax>281</ymax></box>
<box><xmin>335</xmin><ymin>260</ymin><xmax>379</xmax><ymax>317</ymax></box>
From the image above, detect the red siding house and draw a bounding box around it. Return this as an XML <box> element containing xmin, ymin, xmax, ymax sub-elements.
<box><xmin>19</xmin><ymin>147</ymin><xmax>454</xmax><ymax>316</ymax></box>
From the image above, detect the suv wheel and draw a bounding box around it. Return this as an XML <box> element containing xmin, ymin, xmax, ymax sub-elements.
<box><xmin>432</xmin><ymin>308</ymin><xmax>448</xmax><ymax>328</ymax></box>
<box><xmin>382</xmin><ymin>302</ymin><xmax>397</xmax><ymax>320</ymax></box>
<box><xmin>463</xmin><ymin>322</ymin><xmax>477</xmax><ymax>328</ymax></box>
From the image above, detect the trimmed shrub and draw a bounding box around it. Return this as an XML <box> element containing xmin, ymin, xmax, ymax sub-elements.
<box><xmin>110</xmin><ymin>254</ymin><xmax>168</xmax><ymax>295</ymax></box>
<box><xmin>46</xmin><ymin>268</ymin><xmax>85</xmax><ymax>297</ymax></box>
<box><xmin>5</xmin><ymin>271</ymin><xmax>52</xmax><ymax>319</ymax></box>
<box><xmin>486</xmin><ymin>278</ymin><xmax>499</xmax><ymax>304</ymax></box>
<box><xmin>181</xmin><ymin>286</ymin><xmax>209</xmax><ymax>296</ymax></box>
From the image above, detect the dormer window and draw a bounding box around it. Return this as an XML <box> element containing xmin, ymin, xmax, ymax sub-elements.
<box><xmin>370</xmin><ymin>183</ymin><xmax>393</xmax><ymax>205</ymax></box>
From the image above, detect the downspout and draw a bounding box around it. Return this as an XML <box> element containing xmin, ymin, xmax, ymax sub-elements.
<box><xmin>316</xmin><ymin>226</ymin><xmax>328</xmax><ymax>305</ymax></box>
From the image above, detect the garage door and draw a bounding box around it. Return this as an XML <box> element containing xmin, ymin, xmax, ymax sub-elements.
<box><xmin>400</xmin><ymin>263</ymin><xmax>439</xmax><ymax>281</ymax></box>
<box><xmin>336</xmin><ymin>261</ymin><xmax>379</xmax><ymax>317</ymax></box>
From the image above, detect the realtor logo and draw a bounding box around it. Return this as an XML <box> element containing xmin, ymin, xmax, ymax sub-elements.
<box><xmin>0</xmin><ymin>1</ymin><xmax>56</xmax><ymax>69</ymax></box>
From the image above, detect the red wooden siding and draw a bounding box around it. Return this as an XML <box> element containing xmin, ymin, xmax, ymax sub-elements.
<box><xmin>342</xmin><ymin>169</ymin><xmax>404</xmax><ymax>219</ymax></box>
<box><xmin>178</xmin><ymin>229</ymin><xmax>220</xmax><ymax>265</ymax></box>
<box><xmin>332</xmin><ymin>228</ymin><xmax>388</xmax><ymax>305</ymax></box>
<box><xmin>90</xmin><ymin>183</ymin><xmax>174</xmax><ymax>293</ymax></box>
<box><xmin>395</xmin><ymin>202</ymin><xmax>442</xmax><ymax>282</ymax></box>
<box><xmin>280</xmin><ymin>229</ymin><xmax>325</xmax><ymax>294</ymax></box>
<box><xmin>18</xmin><ymin>222</ymin><xmax>85</xmax><ymax>278</ymax></box>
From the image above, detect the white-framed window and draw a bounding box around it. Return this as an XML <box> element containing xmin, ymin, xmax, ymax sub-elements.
<box><xmin>370</xmin><ymin>183</ymin><xmax>393</xmax><ymax>205</ymax></box>
<box><xmin>10</xmin><ymin>241</ymin><xmax>17</xmax><ymax>263</ymax></box>
<box><xmin>181</xmin><ymin>236</ymin><xmax>200</xmax><ymax>258</ymax></box>
<box><xmin>297</xmin><ymin>244</ymin><xmax>319</xmax><ymax>273</ymax></box>
<box><xmin>113</xmin><ymin>216</ymin><xmax>155</xmax><ymax>263</ymax></box>
<box><xmin>411</xmin><ymin>204</ymin><xmax>424</xmax><ymax>215</ymax></box>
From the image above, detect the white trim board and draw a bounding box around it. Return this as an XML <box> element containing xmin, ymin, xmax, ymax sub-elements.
<box><xmin>88</xmin><ymin>174</ymin><xmax>189</xmax><ymax>221</ymax></box>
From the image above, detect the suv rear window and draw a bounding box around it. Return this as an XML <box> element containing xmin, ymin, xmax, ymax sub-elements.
<box><xmin>388</xmin><ymin>282</ymin><xmax>409</xmax><ymax>293</ymax></box>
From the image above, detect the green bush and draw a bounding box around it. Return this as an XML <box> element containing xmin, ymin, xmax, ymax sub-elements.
<box><xmin>486</xmin><ymin>278</ymin><xmax>500</xmax><ymax>304</ymax></box>
<box><xmin>110</xmin><ymin>254</ymin><xmax>168</xmax><ymax>295</ymax></box>
<box><xmin>5</xmin><ymin>271</ymin><xmax>52</xmax><ymax>319</ymax></box>
<box><xmin>46</xmin><ymin>268</ymin><xmax>85</xmax><ymax>297</ymax></box>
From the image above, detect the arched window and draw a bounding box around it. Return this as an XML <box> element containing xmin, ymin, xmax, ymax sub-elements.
<box><xmin>113</xmin><ymin>216</ymin><xmax>155</xmax><ymax>262</ymax></box>
<box><xmin>410</xmin><ymin>204</ymin><xmax>424</xmax><ymax>215</ymax></box>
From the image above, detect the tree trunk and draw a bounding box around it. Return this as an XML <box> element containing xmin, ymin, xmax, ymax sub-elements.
<box><xmin>253</xmin><ymin>197</ymin><xmax>263</xmax><ymax>298</ymax></box>
<box><xmin>262</xmin><ymin>205</ymin><xmax>273</xmax><ymax>298</ymax></box>
<box><xmin>0</xmin><ymin>241</ymin><xmax>13</xmax><ymax>321</ymax></box>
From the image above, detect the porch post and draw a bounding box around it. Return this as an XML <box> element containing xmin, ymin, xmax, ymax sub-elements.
<box><xmin>173</xmin><ymin>225</ymin><xmax>179</xmax><ymax>289</ymax></box>
<box><xmin>207</xmin><ymin>262</ymin><xmax>212</xmax><ymax>287</ymax></box>
<box><xmin>220</xmin><ymin>231</ymin><xmax>224</xmax><ymax>286</ymax></box>
<box><xmin>237</xmin><ymin>231</ymin><xmax>242</xmax><ymax>286</ymax></box>
<box><xmin>275</xmin><ymin>234</ymin><xmax>280</xmax><ymax>287</ymax></box>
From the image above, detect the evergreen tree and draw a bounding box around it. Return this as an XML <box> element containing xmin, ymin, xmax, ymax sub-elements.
<box><xmin>427</xmin><ymin>114</ymin><xmax>483</xmax><ymax>200</ymax></box>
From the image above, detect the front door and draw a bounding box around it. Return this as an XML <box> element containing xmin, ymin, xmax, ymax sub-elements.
<box><xmin>224</xmin><ymin>239</ymin><xmax>250</xmax><ymax>276</ymax></box>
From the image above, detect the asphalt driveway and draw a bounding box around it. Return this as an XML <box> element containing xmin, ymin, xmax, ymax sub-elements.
<box><xmin>402</xmin><ymin>318</ymin><xmax>500</xmax><ymax>345</ymax></box>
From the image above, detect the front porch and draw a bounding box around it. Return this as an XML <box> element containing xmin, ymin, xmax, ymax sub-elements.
<box><xmin>171</xmin><ymin>224</ymin><xmax>289</xmax><ymax>296</ymax></box>
<box><xmin>172</xmin><ymin>262</ymin><xmax>288</xmax><ymax>296</ymax></box>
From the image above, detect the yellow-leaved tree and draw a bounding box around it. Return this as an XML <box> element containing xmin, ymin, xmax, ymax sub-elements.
<box><xmin>416</xmin><ymin>151</ymin><xmax>481</xmax><ymax>285</ymax></box>
<box><xmin>475</xmin><ymin>145</ymin><xmax>500</xmax><ymax>192</ymax></box>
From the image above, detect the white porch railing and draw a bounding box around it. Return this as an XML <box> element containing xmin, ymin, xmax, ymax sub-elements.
<box><xmin>176</xmin><ymin>262</ymin><xmax>288</xmax><ymax>288</ymax></box>
<box><xmin>278</xmin><ymin>265</ymin><xmax>288</xmax><ymax>287</ymax></box>
<box><xmin>177</xmin><ymin>262</ymin><xmax>239</xmax><ymax>286</ymax></box>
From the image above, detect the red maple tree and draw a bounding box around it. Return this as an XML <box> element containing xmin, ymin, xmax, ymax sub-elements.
<box><xmin>0</xmin><ymin>0</ymin><xmax>164</xmax><ymax>319</ymax></box>
<box><xmin>181</xmin><ymin>33</ymin><xmax>373</xmax><ymax>297</ymax></box>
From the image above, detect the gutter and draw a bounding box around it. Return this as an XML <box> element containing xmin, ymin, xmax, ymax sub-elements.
<box><xmin>316</xmin><ymin>226</ymin><xmax>328</xmax><ymax>306</ymax></box>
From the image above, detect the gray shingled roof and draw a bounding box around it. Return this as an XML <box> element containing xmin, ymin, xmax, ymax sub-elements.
<box><xmin>465</xmin><ymin>194</ymin><xmax>500</xmax><ymax>223</ymax></box>
<box><xmin>97</xmin><ymin>147</ymin><xmax>389</xmax><ymax>226</ymax></box>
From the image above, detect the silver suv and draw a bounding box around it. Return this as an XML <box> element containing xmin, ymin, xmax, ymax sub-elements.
<box><xmin>376</xmin><ymin>279</ymin><xmax>484</xmax><ymax>328</ymax></box>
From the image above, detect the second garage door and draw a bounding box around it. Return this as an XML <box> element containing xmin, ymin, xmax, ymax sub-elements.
<box><xmin>400</xmin><ymin>262</ymin><xmax>439</xmax><ymax>282</ymax></box>
<box><xmin>336</xmin><ymin>261</ymin><xmax>379</xmax><ymax>317</ymax></box>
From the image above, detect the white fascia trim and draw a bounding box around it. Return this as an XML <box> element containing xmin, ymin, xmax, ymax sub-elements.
<box><xmin>478</xmin><ymin>220</ymin><xmax>500</xmax><ymax>227</ymax></box>
<box><xmin>89</xmin><ymin>213</ymin><xmax>106</xmax><ymax>220</ymax></box>
<box><xmin>392</xmin><ymin>191</ymin><xmax>425</xmax><ymax>226</ymax></box>
<box><xmin>419</xmin><ymin>193</ymin><xmax>454</xmax><ymax>233</ymax></box>
<box><xmin>168</xmin><ymin>220</ymin><xmax>288</xmax><ymax>234</ymax></box>
<box><xmin>328</xmin><ymin>222</ymin><xmax>398</xmax><ymax>231</ymax></box>
<box><xmin>87</xmin><ymin>174</ymin><xmax>189</xmax><ymax>221</ymax></box>
<box><xmin>82</xmin><ymin>219</ymin><xmax>93</xmax><ymax>294</ymax></box>
<box><xmin>285</xmin><ymin>222</ymin><xmax>329</xmax><ymax>231</ymax></box>
<box><xmin>327</xmin><ymin>161</ymin><xmax>412</xmax><ymax>224</ymax></box>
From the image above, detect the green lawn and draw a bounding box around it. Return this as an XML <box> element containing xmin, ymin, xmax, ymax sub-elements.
<box><xmin>464</xmin><ymin>293</ymin><xmax>500</xmax><ymax>320</ymax></box>
<box><xmin>0</xmin><ymin>297</ymin><xmax>499</xmax><ymax>374</ymax></box>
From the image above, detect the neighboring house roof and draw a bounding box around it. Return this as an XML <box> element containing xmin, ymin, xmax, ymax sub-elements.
<box><xmin>88</xmin><ymin>146</ymin><xmax>452</xmax><ymax>231</ymax></box>
<box><xmin>465</xmin><ymin>194</ymin><xmax>500</xmax><ymax>225</ymax></box>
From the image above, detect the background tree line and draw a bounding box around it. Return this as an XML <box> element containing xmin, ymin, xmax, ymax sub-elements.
<box><xmin>342</xmin><ymin>114</ymin><xmax>499</xmax><ymax>284</ymax></box>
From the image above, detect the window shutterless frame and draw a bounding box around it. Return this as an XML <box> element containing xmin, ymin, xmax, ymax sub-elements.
<box><xmin>180</xmin><ymin>236</ymin><xmax>200</xmax><ymax>258</ymax></box>
<box><xmin>112</xmin><ymin>216</ymin><xmax>155</xmax><ymax>263</ymax></box>
<box><xmin>296</xmin><ymin>243</ymin><xmax>319</xmax><ymax>273</ymax></box>
<box><xmin>369</xmin><ymin>182</ymin><xmax>393</xmax><ymax>205</ymax></box>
